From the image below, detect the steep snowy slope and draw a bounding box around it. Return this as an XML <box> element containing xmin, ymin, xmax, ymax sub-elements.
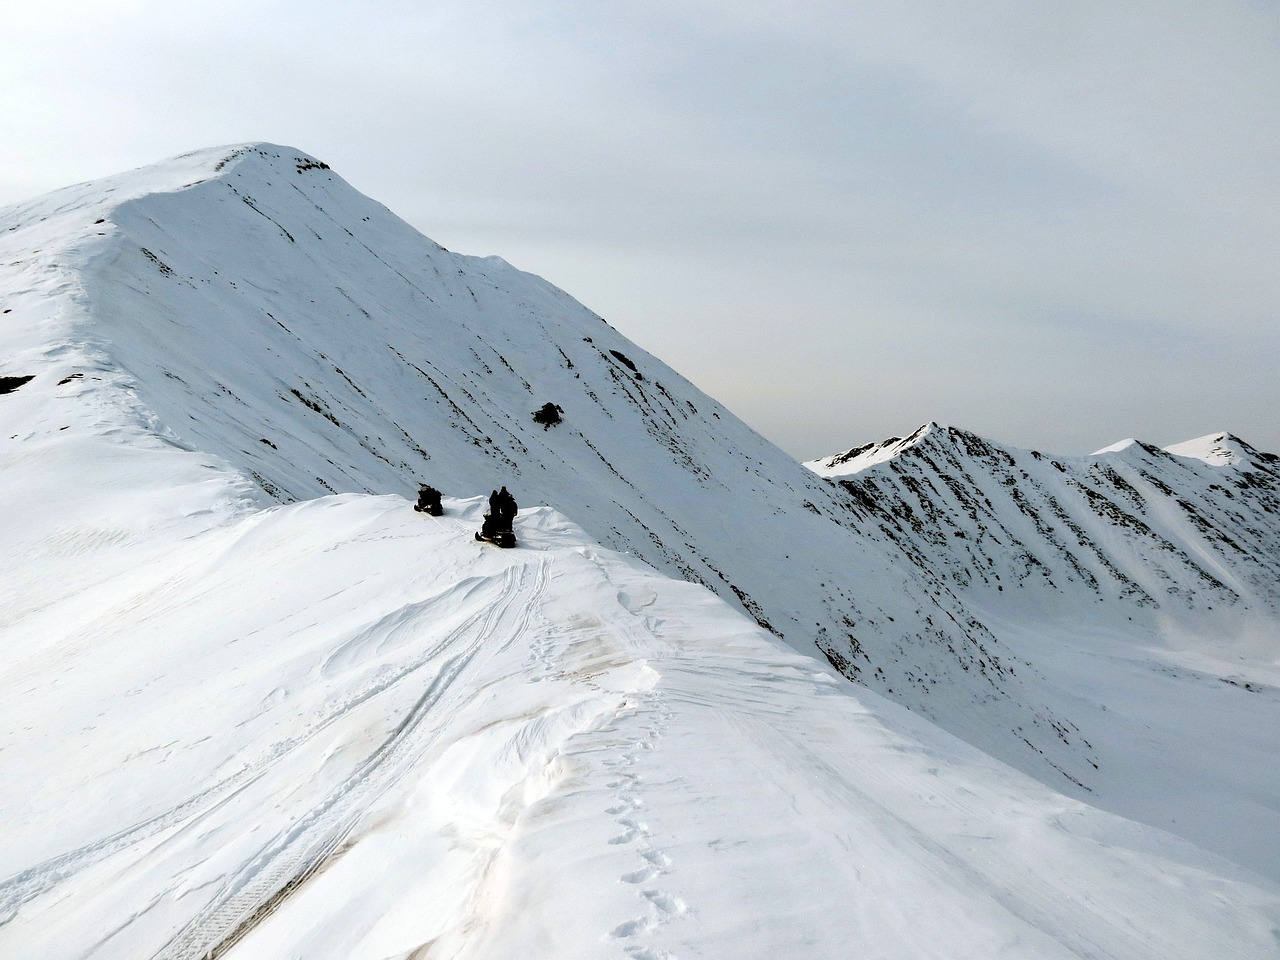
<box><xmin>1</xmin><ymin>434</ymin><xmax>1277</xmax><ymax>959</ymax></box>
<box><xmin>809</xmin><ymin>422</ymin><xmax>1280</xmax><ymax>878</ymax></box>
<box><xmin>0</xmin><ymin>144</ymin><xmax>1097</xmax><ymax>791</ymax></box>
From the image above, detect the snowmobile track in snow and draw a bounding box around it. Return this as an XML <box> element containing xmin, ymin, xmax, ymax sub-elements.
<box><xmin>0</xmin><ymin>553</ymin><xmax>550</xmax><ymax>956</ymax></box>
<box><xmin>0</xmin><ymin>562</ymin><xmax>530</xmax><ymax>923</ymax></box>
<box><xmin>154</xmin><ymin>554</ymin><xmax>550</xmax><ymax>960</ymax></box>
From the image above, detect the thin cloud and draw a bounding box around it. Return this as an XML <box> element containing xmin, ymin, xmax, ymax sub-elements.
<box><xmin>1</xmin><ymin>1</ymin><xmax>1276</xmax><ymax>457</ymax></box>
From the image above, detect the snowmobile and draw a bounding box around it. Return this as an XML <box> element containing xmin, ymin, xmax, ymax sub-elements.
<box><xmin>413</xmin><ymin>484</ymin><xmax>444</xmax><ymax>516</ymax></box>
<box><xmin>474</xmin><ymin>528</ymin><xmax>517</xmax><ymax>548</ymax></box>
<box><xmin>475</xmin><ymin>486</ymin><xmax>517</xmax><ymax>547</ymax></box>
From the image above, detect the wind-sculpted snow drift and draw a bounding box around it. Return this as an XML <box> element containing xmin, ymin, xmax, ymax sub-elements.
<box><xmin>4</xmin><ymin>488</ymin><xmax>1275</xmax><ymax>959</ymax></box>
<box><xmin>2</xmin><ymin>144</ymin><xmax>1279</xmax><ymax>957</ymax></box>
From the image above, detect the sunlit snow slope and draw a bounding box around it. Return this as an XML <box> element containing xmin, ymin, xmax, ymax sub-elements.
<box><xmin>1</xmin><ymin>440</ymin><xmax>1277</xmax><ymax>959</ymax></box>
<box><xmin>1</xmin><ymin>144</ymin><xmax>1100</xmax><ymax>792</ymax></box>
<box><xmin>3</xmin><ymin>145</ymin><xmax>1280</xmax><ymax>958</ymax></box>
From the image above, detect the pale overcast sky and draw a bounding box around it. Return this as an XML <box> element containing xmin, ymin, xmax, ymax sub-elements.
<box><xmin>3</xmin><ymin>1</ymin><xmax>1278</xmax><ymax>458</ymax></box>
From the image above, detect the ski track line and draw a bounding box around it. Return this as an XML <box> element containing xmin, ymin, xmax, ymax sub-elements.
<box><xmin>155</xmin><ymin>553</ymin><xmax>549</xmax><ymax>960</ymax></box>
<box><xmin>0</xmin><ymin>552</ymin><xmax>544</xmax><ymax>946</ymax></box>
<box><xmin>0</xmin><ymin>573</ymin><xmax>500</xmax><ymax>926</ymax></box>
<box><xmin>0</xmin><ymin>633</ymin><xmax>427</xmax><ymax>922</ymax></box>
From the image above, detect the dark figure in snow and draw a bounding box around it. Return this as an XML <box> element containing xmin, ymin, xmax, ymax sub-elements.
<box><xmin>532</xmin><ymin>402</ymin><xmax>563</xmax><ymax>429</ymax></box>
<box><xmin>476</xmin><ymin>485</ymin><xmax>518</xmax><ymax>547</ymax></box>
<box><xmin>496</xmin><ymin>485</ymin><xmax>517</xmax><ymax>526</ymax></box>
<box><xmin>414</xmin><ymin>483</ymin><xmax>443</xmax><ymax>516</ymax></box>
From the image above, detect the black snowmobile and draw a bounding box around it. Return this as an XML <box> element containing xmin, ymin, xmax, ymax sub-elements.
<box><xmin>413</xmin><ymin>484</ymin><xmax>444</xmax><ymax>516</ymax></box>
<box><xmin>474</xmin><ymin>527</ymin><xmax>517</xmax><ymax>548</ymax></box>
<box><xmin>475</xmin><ymin>486</ymin><xmax>518</xmax><ymax>548</ymax></box>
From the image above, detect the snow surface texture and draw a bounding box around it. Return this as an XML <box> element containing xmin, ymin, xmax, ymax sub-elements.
<box><xmin>2</xmin><ymin>145</ymin><xmax>1279</xmax><ymax>957</ymax></box>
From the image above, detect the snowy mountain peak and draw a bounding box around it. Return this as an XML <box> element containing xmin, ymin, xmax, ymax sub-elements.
<box><xmin>6</xmin><ymin>149</ymin><xmax>1280</xmax><ymax>953</ymax></box>
<box><xmin>1164</xmin><ymin>431</ymin><xmax>1257</xmax><ymax>466</ymax></box>
<box><xmin>2</xmin><ymin>146</ymin><xmax>1114</xmax><ymax>794</ymax></box>
<box><xmin>1</xmin><ymin>143</ymin><xmax>324</xmax><ymax>236</ymax></box>
<box><xmin>806</xmin><ymin>419</ymin><xmax>948</xmax><ymax>475</ymax></box>
<box><xmin>1090</xmin><ymin>436</ymin><xmax>1172</xmax><ymax>462</ymax></box>
<box><xmin>1092</xmin><ymin>437</ymin><xmax>1142</xmax><ymax>455</ymax></box>
<box><xmin>810</xmin><ymin>422</ymin><xmax>1280</xmax><ymax>612</ymax></box>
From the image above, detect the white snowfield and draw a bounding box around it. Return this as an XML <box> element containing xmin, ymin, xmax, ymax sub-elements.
<box><xmin>2</xmin><ymin>144</ymin><xmax>1279</xmax><ymax>957</ymax></box>
<box><xmin>3</xmin><ymin>476</ymin><xmax>1278</xmax><ymax>960</ymax></box>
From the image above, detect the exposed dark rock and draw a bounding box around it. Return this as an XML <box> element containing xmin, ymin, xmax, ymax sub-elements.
<box><xmin>533</xmin><ymin>402</ymin><xmax>564</xmax><ymax>429</ymax></box>
<box><xmin>0</xmin><ymin>375</ymin><xmax>35</xmax><ymax>395</ymax></box>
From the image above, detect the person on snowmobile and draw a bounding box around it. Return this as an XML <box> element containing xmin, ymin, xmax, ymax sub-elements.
<box><xmin>477</xmin><ymin>486</ymin><xmax>518</xmax><ymax>546</ymax></box>
<box><xmin>414</xmin><ymin>483</ymin><xmax>444</xmax><ymax>516</ymax></box>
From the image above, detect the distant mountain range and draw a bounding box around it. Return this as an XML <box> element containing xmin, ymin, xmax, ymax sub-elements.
<box><xmin>809</xmin><ymin>421</ymin><xmax>1280</xmax><ymax>613</ymax></box>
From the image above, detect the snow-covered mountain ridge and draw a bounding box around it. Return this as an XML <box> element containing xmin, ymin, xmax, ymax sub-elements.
<box><xmin>3</xmin><ymin>145</ymin><xmax>1280</xmax><ymax>956</ymax></box>
<box><xmin>2</xmin><ymin>143</ymin><xmax>1102</xmax><ymax>794</ymax></box>
<box><xmin>808</xmin><ymin>420</ymin><xmax>1280</xmax><ymax>878</ymax></box>
<box><xmin>4</xmin><ymin>475</ymin><xmax>1274</xmax><ymax>958</ymax></box>
<box><xmin>808</xmin><ymin>421</ymin><xmax>1280</xmax><ymax>613</ymax></box>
